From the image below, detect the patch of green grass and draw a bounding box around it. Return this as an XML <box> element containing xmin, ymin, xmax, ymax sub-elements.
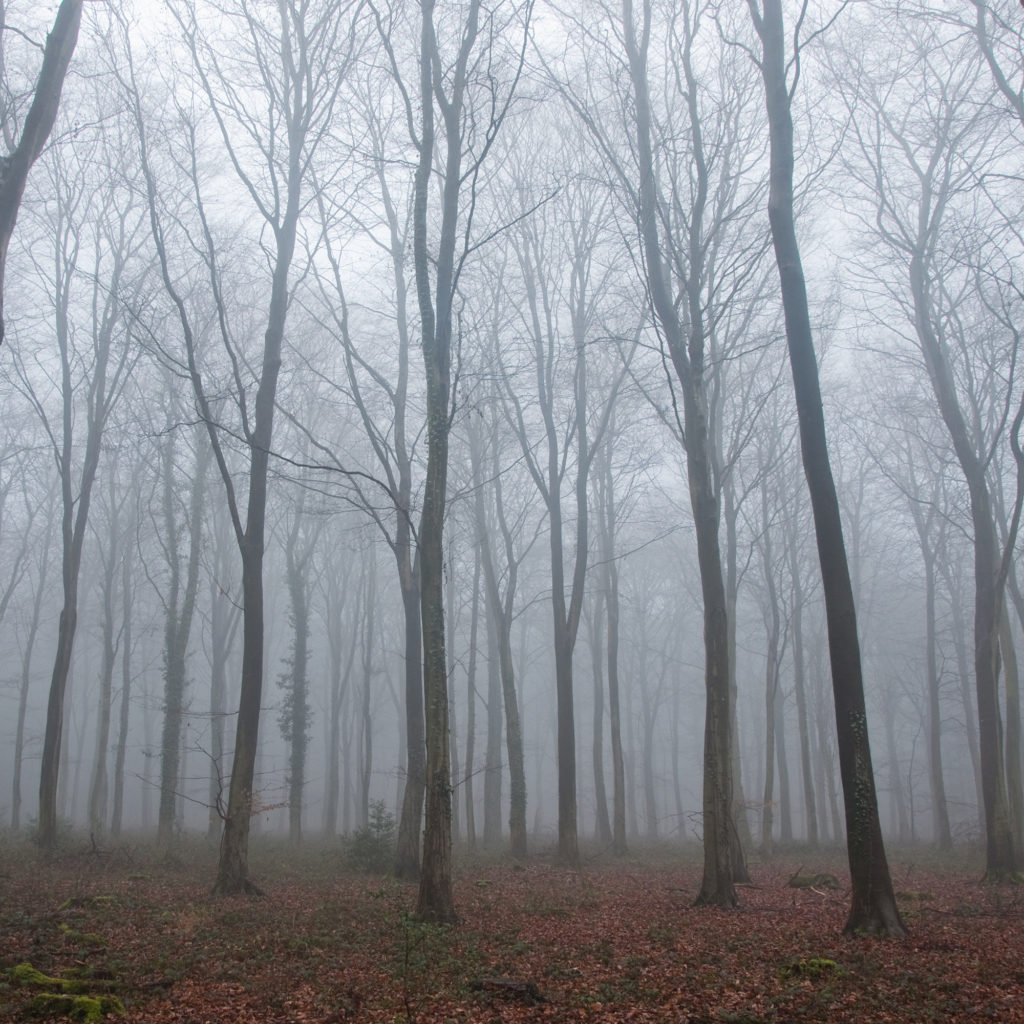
<box><xmin>28</xmin><ymin>992</ymin><xmax>124</xmax><ymax>1022</ymax></box>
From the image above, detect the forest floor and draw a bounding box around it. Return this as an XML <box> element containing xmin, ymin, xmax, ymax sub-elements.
<box><xmin>1</xmin><ymin>834</ymin><xmax>1023</xmax><ymax>1023</ymax></box>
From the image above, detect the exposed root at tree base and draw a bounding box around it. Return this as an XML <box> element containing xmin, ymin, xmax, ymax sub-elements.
<box><xmin>211</xmin><ymin>877</ymin><xmax>264</xmax><ymax>897</ymax></box>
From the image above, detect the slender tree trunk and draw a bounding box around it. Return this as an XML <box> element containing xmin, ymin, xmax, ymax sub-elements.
<box><xmin>725</xmin><ymin>480</ymin><xmax>752</xmax><ymax>878</ymax></box>
<box><xmin>394</xmin><ymin>572</ymin><xmax>425</xmax><ymax>878</ymax></box>
<box><xmin>762</xmin><ymin>651</ymin><xmax>777</xmax><ymax>856</ymax></box>
<box><xmin>360</xmin><ymin>560</ymin><xmax>376</xmax><ymax>829</ymax></box>
<box><xmin>623</xmin><ymin>0</ymin><xmax>734</xmax><ymax>904</ymax></box>
<box><xmin>790</xmin><ymin>562</ymin><xmax>818</xmax><ymax>847</ymax></box>
<box><xmin>111</xmin><ymin>545</ymin><xmax>133</xmax><ymax>837</ymax></box>
<box><xmin>159</xmin><ymin>432</ymin><xmax>207</xmax><ymax>848</ymax></box>
<box><xmin>12</xmin><ymin>535</ymin><xmax>50</xmax><ymax>831</ymax></box>
<box><xmin>446</xmin><ymin>554</ymin><xmax>461</xmax><ymax>843</ymax></box>
<box><xmin>924</xmin><ymin>554</ymin><xmax>953</xmax><ymax>849</ymax></box>
<box><xmin>464</xmin><ymin>549</ymin><xmax>481</xmax><ymax>849</ymax></box>
<box><xmin>749</xmin><ymin>0</ymin><xmax>904</xmax><ymax>934</ymax></box>
<box><xmin>1001</xmin><ymin>606</ymin><xmax>1023</xmax><ymax>852</ymax></box>
<box><xmin>483</xmin><ymin>582</ymin><xmax>503</xmax><ymax>847</ymax></box>
<box><xmin>776</xmin><ymin>688</ymin><xmax>793</xmax><ymax>845</ymax></box>
<box><xmin>89</xmin><ymin>487</ymin><xmax>120</xmax><ymax>838</ymax></box>
<box><xmin>589</xmin><ymin>593</ymin><xmax>613</xmax><ymax>844</ymax></box>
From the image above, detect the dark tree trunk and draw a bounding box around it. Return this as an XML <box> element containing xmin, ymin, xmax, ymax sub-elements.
<box><xmin>749</xmin><ymin>0</ymin><xmax>905</xmax><ymax>935</ymax></box>
<box><xmin>394</xmin><ymin>571</ymin><xmax>425</xmax><ymax>879</ymax></box>
<box><xmin>0</xmin><ymin>0</ymin><xmax>82</xmax><ymax>347</ymax></box>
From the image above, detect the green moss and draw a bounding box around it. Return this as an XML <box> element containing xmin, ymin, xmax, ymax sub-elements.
<box><xmin>28</xmin><ymin>992</ymin><xmax>125</xmax><ymax>1022</ymax></box>
<box><xmin>780</xmin><ymin>956</ymin><xmax>842</xmax><ymax>981</ymax></box>
<box><xmin>59</xmin><ymin>922</ymin><xmax>107</xmax><ymax>948</ymax></box>
<box><xmin>10</xmin><ymin>962</ymin><xmax>117</xmax><ymax>996</ymax></box>
<box><xmin>12</xmin><ymin>963</ymin><xmax>62</xmax><ymax>988</ymax></box>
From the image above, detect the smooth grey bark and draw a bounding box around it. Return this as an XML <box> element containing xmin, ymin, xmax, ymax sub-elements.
<box><xmin>622</xmin><ymin>0</ymin><xmax>734</xmax><ymax>905</ymax></box>
<box><xmin>787</xmin><ymin>514</ymin><xmax>818</xmax><ymax>847</ymax></box>
<box><xmin>596</xmin><ymin>425</ymin><xmax>627</xmax><ymax>855</ymax></box>
<box><xmin>470</xmin><ymin>407</ymin><xmax>528</xmax><ymax>859</ymax></box>
<box><xmin>88</xmin><ymin>471</ymin><xmax>124</xmax><ymax>838</ymax></box>
<box><xmin>157</xmin><ymin>424</ymin><xmax>208</xmax><ymax>847</ymax></box>
<box><xmin>322</xmin><ymin>550</ymin><xmax>357</xmax><ymax>838</ymax></box>
<box><xmin>206</xmin><ymin>511</ymin><xmax>240</xmax><ymax>840</ymax></box>
<box><xmin>111</xmin><ymin>537</ymin><xmax>134</xmax><ymax>839</ymax></box>
<box><xmin>464</xmin><ymin>545</ymin><xmax>481</xmax><ymax>849</ymax></box>
<box><xmin>11</xmin><ymin>488</ymin><xmax>54</xmax><ymax>831</ymax></box>
<box><xmin>446</xmin><ymin>542</ymin><xmax>461</xmax><ymax>843</ymax></box>
<box><xmin>359</xmin><ymin>556</ymin><xmax>376</xmax><ymax>829</ymax></box>
<box><xmin>279</xmin><ymin>488</ymin><xmax>320</xmax><ymax>845</ymax></box>
<box><xmin>586</xmin><ymin>588</ymin><xmax>613</xmax><ymax>845</ymax></box>
<box><xmin>748</xmin><ymin>0</ymin><xmax>904</xmax><ymax>935</ymax></box>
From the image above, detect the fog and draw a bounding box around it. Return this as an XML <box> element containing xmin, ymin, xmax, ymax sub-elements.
<box><xmin>0</xmin><ymin>0</ymin><xmax>1019</xmax><ymax>926</ymax></box>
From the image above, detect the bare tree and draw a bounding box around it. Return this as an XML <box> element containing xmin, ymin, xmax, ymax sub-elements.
<box><xmin>19</xmin><ymin>113</ymin><xmax>141</xmax><ymax>850</ymax></box>
<box><xmin>745</xmin><ymin>0</ymin><xmax>904</xmax><ymax>935</ymax></box>
<box><xmin>120</xmin><ymin>0</ymin><xmax>361</xmax><ymax>891</ymax></box>
<box><xmin>837</xmin><ymin>7</ymin><xmax>1022</xmax><ymax>878</ymax></box>
<box><xmin>374</xmin><ymin>0</ymin><xmax>531</xmax><ymax>920</ymax></box>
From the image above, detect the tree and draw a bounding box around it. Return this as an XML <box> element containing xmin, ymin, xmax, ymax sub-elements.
<box><xmin>467</xmin><ymin>377</ymin><xmax>533</xmax><ymax>859</ymax></box>
<box><xmin>277</xmin><ymin>474</ymin><xmax>321</xmax><ymax>844</ymax></box>
<box><xmin>375</xmin><ymin>0</ymin><xmax>531</xmax><ymax>921</ymax></box>
<box><xmin>498</xmin><ymin>162</ymin><xmax>630</xmax><ymax>867</ymax></box>
<box><xmin>0</xmin><ymin>0</ymin><xmax>83</xmax><ymax>345</ymax></box>
<box><xmin>21</xmin><ymin>110</ymin><xmax>141</xmax><ymax>850</ymax></box>
<box><xmin>837</xmin><ymin>7</ymin><xmax>1022</xmax><ymax>878</ymax></box>
<box><xmin>121</xmin><ymin>0</ymin><xmax>360</xmax><ymax>891</ymax></box>
<box><xmin>746</xmin><ymin>0</ymin><xmax>905</xmax><ymax>936</ymax></box>
<box><xmin>9</xmin><ymin>469</ymin><xmax>54</xmax><ymax>831</ymax></box>
<box><xmin>155</xmin><ymin>410</ymin><xmax>208</xmax><ymax>848</ymax></box>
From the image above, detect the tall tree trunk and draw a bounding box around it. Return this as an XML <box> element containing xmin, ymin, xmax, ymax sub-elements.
<box><xmin>589</xmin><ymin>593</ymin><xmax>613</xmax><ymax>844</ymax></box>
<box><xmin>749</xmin><ymin>0</ymin><xmax>904</xmax><ymax>935</ymax></box>
<box><xmin>111</xmin><ymin>540</ymin><xmax>133</xmax><ymax>837</ymax></box>
<box><xmin>360</xmin><ymin>559</ymin><xmax>376</xmax><ymax>829</ymax></box>
<box><xmin>623</xmin><ymin>0</ymin><xmax>734</xmax><ymax>905</ymax></box>
<box><xmin>790</xmin><ymin>557</ymin><xmax>818</xmax><ymax>847</ymax></box>
<box><xmin>158</xmin><ymin>431</ymin><xmax>207</xmax><ymax>848</ymax></box>
<box><xmin>725</xmin><ymin>479</ymin><xmax>752</xmax><ymax>877</ymax></box>
<box><xmin>924</xmin><ymin>553</ymin><xmax>953</xmax><ymax>849</ymax></box>
<box><xmin>12</xmin><ymin>516</ymin><xmax>52</xmax><ymax>831</ymax></box>
<box><xmin>1001</xmin><ymin>606</ymin><xmax>1023</xmax><ymax>853</ymax></box>
<box><xmin>89</xmin><ymin>478</ymin><xmax>121</xmax><ymax>838</ymax></box>
<box><xmin>464</xmin><ymin>548</ymin><xmax>481</xmax><ymax>850</ymax></box>
<box><xmin>446</xmin><ymin>551</ymin><xmax>461</xmax><ymax>843</ymax></box>
<box><xmin>394</xmin><ymin>571</ymin><xmax>425</xmax><ymax>878</ymax></box>
<box><xmin>483</xmin><ymin>579</ymin><xmax>503</xmax><ymax>847</ymax></box>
